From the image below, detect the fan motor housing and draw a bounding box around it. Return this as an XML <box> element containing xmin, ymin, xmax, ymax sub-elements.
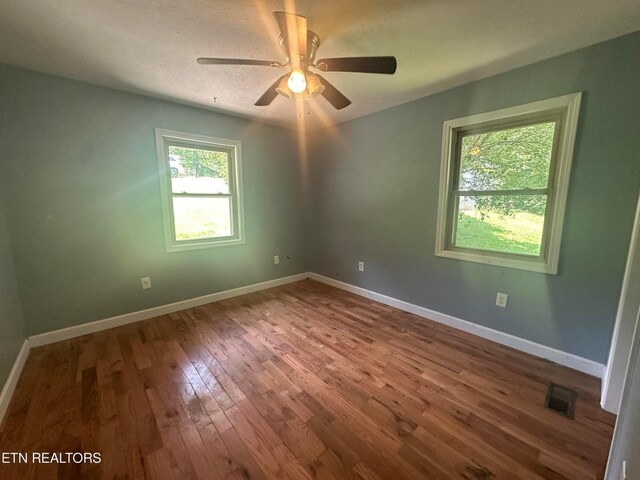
<box><xmin>278</xmin><ymin>30</ymin><xmax>320</xmax><ymax>64</ymax></box>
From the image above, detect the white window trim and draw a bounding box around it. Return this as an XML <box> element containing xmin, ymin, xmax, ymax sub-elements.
<box><xmin>155</xmin><ymin>128</ymin><xmax>245</xmax><ymax>253</ymax></box>
<box><xmin>435</xmin><ymin>93</ymin><xmax>582</xmax><ymax>274</ymax></box>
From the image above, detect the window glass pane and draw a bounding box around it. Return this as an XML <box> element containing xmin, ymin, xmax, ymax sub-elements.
<box><xmin>454</xmin><ymin>195</ymin><xmax>546</xmax><ymax>256</ymax></box>
<box><xmin>173</xmin><ymin>197</ymin><xmax>232</xmax><ymax>241</ymax></box>
<box><xmin>168</xmin><ymin>145</ymin><xmax>230</xmax><ymax>194</ymax></box>
<box><xmin>459</xmin><ymin>122</ymin><xmax>555</xmax><ymax>191</ymax></box>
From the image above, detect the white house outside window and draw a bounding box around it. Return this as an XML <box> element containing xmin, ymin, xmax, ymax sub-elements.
<box><xmin>155</xmin><ymin>129</ymin><xmax>245</xmax><ymax>252</ymax></box>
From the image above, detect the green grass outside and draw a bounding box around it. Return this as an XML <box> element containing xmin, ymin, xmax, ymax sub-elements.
<box><xmin>455</xmin><ymin>210</ymin><xmax>544</xmax><ymax>256</ymax></box>
<box><xmin>173</xmin><ymin>197</ymin><xmax>231</xmax><ymax>240</ymax></box>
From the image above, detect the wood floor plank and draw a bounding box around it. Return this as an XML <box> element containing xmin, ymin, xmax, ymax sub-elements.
<box><xmin>0</xmin><ymin>279</ymin><xmax>614</xmax><ymax>479</ymax></box>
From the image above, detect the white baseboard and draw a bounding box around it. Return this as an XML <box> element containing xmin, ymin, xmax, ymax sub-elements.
<box><xmin>25</xmin><ymin>270</ymin><xmax>605</xmax><ymax>379</ymax></box>
<box><xmin>29</xmin><ymin>272</ymin><xmax>309</xmax><ymax>347</ymax></box>
<box><xmin>4</xmin><ymin>270</ymin><xmax>604</xmax><ymax>429</ymax></box>
<box><xmin>0</xmin><ymin>339</ymin><xmax>31</xmax><ymax>425</ymax></box>
<box><xmin>309</xmin><ymin>273</ymin><xmax>605</xmax><ymax>378</ymax></box>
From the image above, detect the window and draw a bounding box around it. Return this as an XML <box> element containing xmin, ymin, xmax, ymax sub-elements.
<box><xmin>155</xmin><ymin>129</ymin><xmax>245</xmax><ymax>252</ymax></box>
<box><xmin>435</xmin><ymin>93</ymin><xmax>581</xmax><ymax>273</ymax></box>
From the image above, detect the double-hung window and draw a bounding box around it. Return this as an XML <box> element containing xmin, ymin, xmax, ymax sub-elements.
<box><xmin>155</xmin><ymin>129</ymin><xmax>245</xmax><ymax>252</ymax></box>
<box><xmin>435</xmin><ymin>93</ymin><xmax>581</xmax><ymax>273</ymax></box>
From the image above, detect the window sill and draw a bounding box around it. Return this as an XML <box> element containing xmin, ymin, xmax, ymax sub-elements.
<box><xmin>166</xmin><ymin>237</ymin><xmax>246</xmax><ymax>253</ymax></box>
<box><xmin>435</xmin><ymin>248</ymin><xmax>557</xmax><ymax>274</ymax></box>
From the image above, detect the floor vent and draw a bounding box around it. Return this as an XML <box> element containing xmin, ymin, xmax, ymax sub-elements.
<box><xmin>545</xmin><ymin>383</ymin><xmax>576</xmax><ymax>419</ymax></box>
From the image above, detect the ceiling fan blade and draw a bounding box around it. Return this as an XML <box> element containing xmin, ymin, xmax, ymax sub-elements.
<box><xmin>197</xmin><ymin>58</ymin><xmax>278</xmax><ymax>66</ymax></box>
<box><xmin>316</xmin><ymin>74</ymin><xmax>351</xmax><ymax>110</ymax></box>
<box><xmin>255</xmin><ymin>75</ymin><xmax>287</xmax><ymax>106</ymax></box>
<box><xmin>316</xmin><ymin>56</ymin><xmax>397</xmax><ymax>74</ymax></box>
<box><xmin>274</xmin><ymin>11</ymin><xmax>307</xmax><ymax>68</ymax></box>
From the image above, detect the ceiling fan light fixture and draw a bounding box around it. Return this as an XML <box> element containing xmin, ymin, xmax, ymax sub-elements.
<box><xmin>287</xmin><ymin>69</ymin><xmax>307</xmax><ymax>93</ymax></box>
<box><xmin>276</xmin><ymin>76</ymin><xmax>293</xmax><ymax>98</ymax></box>
<box><xmin>306</xmin><ymin>74</ymin><xmax>325</xmax><ymax>97</ymax></box>
<box><xmin>297</xmin><ymin>89</ymin><xmax>311</xmax><ymax>101</ymax></box>
<box><xmin>200</xmin><ymin>11</ymin><xmax>397</xmax><ymax>110</ymax></box>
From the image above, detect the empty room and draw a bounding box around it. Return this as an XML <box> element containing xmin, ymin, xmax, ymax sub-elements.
<box><xmin>1</xmin><ymin>1</ymin><xmax>640</xmax><ymax>479</ymax></box>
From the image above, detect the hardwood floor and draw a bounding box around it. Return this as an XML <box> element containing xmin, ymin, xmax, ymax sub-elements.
<box><xmin>0</xmin><ymin>279</ymin><xmax>615</xmax><ymax>479</ymax></box>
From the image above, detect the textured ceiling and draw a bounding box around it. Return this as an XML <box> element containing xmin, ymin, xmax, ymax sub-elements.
<box><xmin>1</xmin><ymin>0</ymin><xmax>639</xmax><ymax>130</ymax></box>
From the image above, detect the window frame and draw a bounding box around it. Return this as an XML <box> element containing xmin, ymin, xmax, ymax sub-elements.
<box><xmin>155</xmin><ymin>128</ymin><xmax>245</xmax><ymax>253</ymax></box>
<box><xmin>435</xmin><ymin>93</ymin><xmax>582</xmax><ymax>274</ymax></box>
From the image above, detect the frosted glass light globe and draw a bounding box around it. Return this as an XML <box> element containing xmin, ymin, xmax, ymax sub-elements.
<box><xmin>287</xmin><ymin>69</ymin><xmax>307</xmax><ymax>94</ymax></box>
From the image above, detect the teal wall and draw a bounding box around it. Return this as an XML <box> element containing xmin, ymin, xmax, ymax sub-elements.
<box><xmin>0</xmin><ymin>181</ymin><xmax>26</xmax><ymax>387</ymax></box>
<box><xmin>0</xmin><ymin>65</ymin><xmax>308</xmax><ymax>335</ymax></box>
<box><xmin>1</xmin><ymin>32</ymin><xmax>639</xmax><ymax>364</ymax></box>
<box><xmin>309</xmin><ymin>32</ymin><xmax>640</xmax><ymax>363</ymax></box>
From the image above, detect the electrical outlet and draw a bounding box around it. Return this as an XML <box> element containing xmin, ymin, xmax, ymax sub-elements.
<box><xmin>496</xmin><ymin>292</ymin><xmax>508</xmax><ymax>308</ymax></box>
<box><xmin>140</xmin><ymin>277</ymin><xmax>152</xmax><ymax>290</ymax></box>
<box><xmin>358</xmin><ymin>261</ymin><xmax>364</xmax><ymax>272</ymax></box>
<box><xmin>274</xmin><ymin>255</ymin><xmax>280</xmax><ymax>265</ymax></box>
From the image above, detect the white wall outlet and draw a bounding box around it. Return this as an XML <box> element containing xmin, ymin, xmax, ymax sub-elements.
<box><xmin>140</xmin><ymin>277</ymin><xmax>152</xmax><ymax>290</ymax></box>
<box><xmin>358</xmin><ymin>261</ymin><xmax>364</xmax><ymax>272</ymax></box>
<box><xmin>496</xmin><ymin>292</ymin><xmax>508</xmax><ymax>308</ymax></box>
<box><xmin>274</xmin><ymin>255</ymin><xmax>280</xmax><ymax>265</ymax></box>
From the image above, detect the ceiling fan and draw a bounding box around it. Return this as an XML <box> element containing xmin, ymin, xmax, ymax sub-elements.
<box><xmin>197</xmin><ymin>11</ymin><xmax>397</xmax><ymax>110</ymax></box>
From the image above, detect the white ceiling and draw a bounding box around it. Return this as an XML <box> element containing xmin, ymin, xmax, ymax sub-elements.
<box><xmin>1</xmin><ymin>0</ymin><xmax>639</xmax><ymax>130</ymax></box>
